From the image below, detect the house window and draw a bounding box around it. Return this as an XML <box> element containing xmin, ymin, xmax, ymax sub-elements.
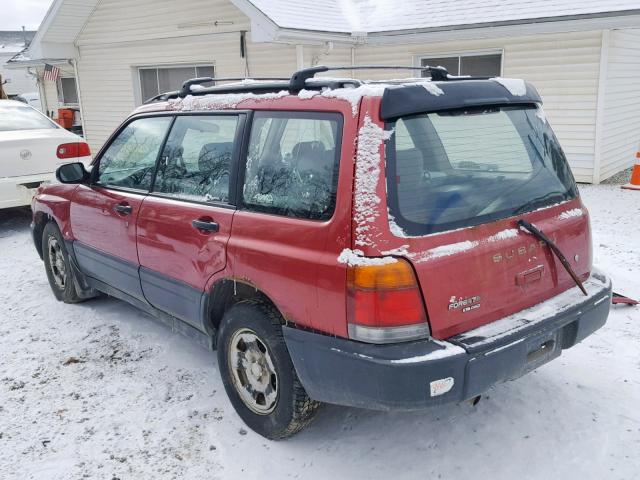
<box><xmin>58</xmin><ymin>77</ymin><xmax>78</xmax><ymax>105</ymax></box>
<box><xmin>138</xmin><ymin>65</ymin><xmax>215</xmax><ymax>102</ymax></box>
<box><xmin>420</xmin><ymin>52</ymin><xmax>502</xmax><ymax>77</ymax></box>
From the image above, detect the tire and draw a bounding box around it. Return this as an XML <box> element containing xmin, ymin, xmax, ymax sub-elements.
<box><xmin>217</xmin><ymin>300</ymin><xmax>320</xmax><ymax>439</ymax></box>
<box><xmin>42</xmin><ymin>222</ymin><xmax>83</xmax><ymax>303</ymax></box>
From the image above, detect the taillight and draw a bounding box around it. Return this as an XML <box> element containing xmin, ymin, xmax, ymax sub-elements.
<box><xmin>347</xmin><ymin>258</ymin><xmax>430</xmax><ymax>343</ymax></box>
<box><xmin>57</xmin><ymin>142</ymin><xmax>90</xmax><ymax>159</ymax></box>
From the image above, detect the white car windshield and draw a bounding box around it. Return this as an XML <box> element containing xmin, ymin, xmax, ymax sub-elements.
<box><xmin>0</xmin><ymin>104</ymin><xmax>58</xmax><ymax>132</ymax></box>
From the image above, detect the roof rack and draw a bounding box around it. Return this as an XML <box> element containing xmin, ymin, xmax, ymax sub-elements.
<box><xmin>288</xmin><ymin>65</ymin><xmax>449</xmax><ymax>92</ymax></box>
<box><xmin>178</xmin><ymin>76</ymin><xmax>289</xmax><ymax>98</ymax></box>
<box><xmin>147</xmin><ymin>64</ymin><xmax>454</xmax><ymax>103</ymax></box>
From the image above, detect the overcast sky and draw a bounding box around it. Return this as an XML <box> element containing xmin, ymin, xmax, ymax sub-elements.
<box><xmin>1</xmin><ymin>0</ymin><xmax>54</xmax><ymax>31</ymax></box>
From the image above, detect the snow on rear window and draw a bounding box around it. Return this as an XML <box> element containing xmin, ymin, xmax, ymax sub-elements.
<box><xmin>559</xmin><ymin>208</ymin><xmax>583</xmax><ymax>220</ymax></box>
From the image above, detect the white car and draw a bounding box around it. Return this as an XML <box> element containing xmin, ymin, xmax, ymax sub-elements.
<box><xmin>0</xmin><ymin>100</ymin><xmax>91</xmax><ymax>209</ymax></box>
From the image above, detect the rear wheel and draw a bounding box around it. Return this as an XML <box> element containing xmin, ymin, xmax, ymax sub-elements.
<box><xmin>42</xmin><ymin>222</ymin><xmax>82</xmax><ymax>303</ymax></box>
<box><xmin>217</xmin><ymin>300</ymin><xmax>320</xmax><ymax>439</ymax></box>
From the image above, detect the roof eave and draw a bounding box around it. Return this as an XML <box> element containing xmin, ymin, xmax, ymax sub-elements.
<box><xmin>247</xmin><ymin>10</ymin><xmax>640</xmax><ymax>45</ymax></box>
<box><xmin>367</xmin><ymin>9</ymin><xmax>640</xmax><ymax>42</ymax></box>
<box><xmin>5</xmin><ymin>58</ymin><xmax>70</xmax><ymax>69</ymax></box>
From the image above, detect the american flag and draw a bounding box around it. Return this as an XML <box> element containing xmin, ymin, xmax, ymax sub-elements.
<box><xmin>43</xmin><ymin>63</ymin><xmax>60</xmax><ymax>82</ymax></box>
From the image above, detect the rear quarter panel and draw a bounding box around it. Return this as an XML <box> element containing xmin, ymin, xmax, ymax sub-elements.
<box><xmin>225</xmin><ymin>96</ymin><xmax>357</xmax><ymax>337</ymax></box>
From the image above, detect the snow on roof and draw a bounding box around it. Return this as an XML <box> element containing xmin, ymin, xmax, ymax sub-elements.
<box><xmin>244</xmin><ymin>0</ymin><xmax>640</xmax><ymax>34</ymax></box>
<box><xmin>0</xmin><ymin>31</ymin><xmax>35</xmax><ymax>54</ymax></box>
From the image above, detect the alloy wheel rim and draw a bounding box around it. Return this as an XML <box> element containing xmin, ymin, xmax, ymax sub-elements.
<box><xmin>47</xmin><ymin>236</ymin><xmax>66</xmax><ymax>289</ymax></box>
<box><xmin>228</xmin><ymin>328</ymin><xmax>278</xmax><ymax>415</ymax></box>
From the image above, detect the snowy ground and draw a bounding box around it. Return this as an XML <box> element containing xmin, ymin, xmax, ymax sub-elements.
<box><xmin>0</xmin><ymin>184</ymin><xmax>638</xmax><ymax>480</ymax></box>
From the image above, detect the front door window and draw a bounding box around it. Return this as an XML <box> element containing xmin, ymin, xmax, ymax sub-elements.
<box><xmin>97</xmin><ymin>116</ymin><xmax>172</xmax><ymax>191</ymax></box>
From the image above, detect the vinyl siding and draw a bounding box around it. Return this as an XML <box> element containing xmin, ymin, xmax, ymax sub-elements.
<box><xmin>76</xmin><ymin>2</ymin><xmax>604</xmax><ymax>182</ymax></box>
<box><xmin>599</xmin><ymin>28</ymin><xmax>640</xmax><ymax>182</ymax></box>
<box><xmin>353</xmin><ymin>30</ymin><xmax>603</xmax><ymax>183</ymax></box>
<box><xmin>76</xmin><ymin>0</ymin><xmax>297</xmax><ymax>151</ymax></box>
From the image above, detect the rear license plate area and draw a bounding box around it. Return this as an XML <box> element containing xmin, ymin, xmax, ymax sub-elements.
<box><xmin>523</xmin><ymin>331</ymin><xmax>561</xmax><ymax>373</ymax></box>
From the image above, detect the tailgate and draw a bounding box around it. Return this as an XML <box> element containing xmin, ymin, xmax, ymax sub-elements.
<box><xmin>403</xmin><ymin>199</ymin><xmax>591</xmax><ymax>339</ymax></box>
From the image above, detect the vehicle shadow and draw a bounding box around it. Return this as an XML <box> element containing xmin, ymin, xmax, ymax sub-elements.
<box><xmin>0</xmin><ymin>207</ymin><xmax>32</xmax><ymax>237</ymax></box>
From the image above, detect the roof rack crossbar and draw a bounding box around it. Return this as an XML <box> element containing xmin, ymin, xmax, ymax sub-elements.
<box><xmin>179</xmin><ymin>76</ymin><xmax>290</xmax><ymax>97</ymax></box>
<box><xmin>148</xmin><ymin>64</ymin><xmax>478</xmax><ymax>103</ymax></box>
<box><xmin>288</xmin><ymin>64</ymin><xmax>450</xmax><ymax>92</ymax></box>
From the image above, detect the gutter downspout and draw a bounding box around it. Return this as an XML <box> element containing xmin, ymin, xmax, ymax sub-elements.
<box><xmin>71</xmin><ymin>51</ymin><xmax>87</xmax><ymax>141</ymax></box>
<box><xmin>37</xmin><ymin>68</ymin><xmax>49</xmax><ymax>116</ymax></box>
<box><xmin>593</xmin><ymin>29</ymin><xmax>610</xmax><ymax>184</ymax></box>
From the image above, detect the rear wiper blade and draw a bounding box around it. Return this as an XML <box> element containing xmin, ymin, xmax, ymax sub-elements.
<box><xmin>517</xmin><ymin>219</ymin><xmax>588</xmax><ymax>296</ymax></box>
<box><xmin>513</xmin><ymin>191</ymin><xmax>565</xmax><ymax>215</ymax></box>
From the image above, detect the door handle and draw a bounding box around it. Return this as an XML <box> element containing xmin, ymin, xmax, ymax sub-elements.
<box><xmin>192</xmin><ymin>218</ymin><xmax>219</xmax><ymax>233</ymax></box>
<box><xmin>114</xmin><ymin>203</ymin><xmax>133</xmax><ymax>215</ymax></box>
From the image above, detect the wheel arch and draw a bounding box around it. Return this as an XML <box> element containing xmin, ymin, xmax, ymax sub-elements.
<box><xmin>32</xmin><ymin>211</ymin><xmax>54</xmax><ymax>259</ymax></box>
<box><xmin>204</xmin><ymin>278</ymin><xmax>287</xmax><ymax>346</ymax></box>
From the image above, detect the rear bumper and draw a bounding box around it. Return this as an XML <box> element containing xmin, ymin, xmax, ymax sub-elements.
<box><xmin>284</xmin><ymin>270</ymin><xmax>612</xmax><ymax>410</ymax></box>
<box><xmin>0</xmin><ymin>173</ymin><xmax>54</xmax><ymax>209</ymax></box>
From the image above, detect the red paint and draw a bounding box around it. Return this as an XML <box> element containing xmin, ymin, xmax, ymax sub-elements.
<box><xmin>70</xmin><ymin>185</ymin><xmax>144</xmax><ymax>265</ymax></box>
<box><xmin>357</xmin><ymin>96</ymin><xmax>592</xmax><ymax>339</ymax></box>
<box><xmin>137</xmin><ymin>196</ymin><xmax>234</xmax><ymax>291</ymax></box>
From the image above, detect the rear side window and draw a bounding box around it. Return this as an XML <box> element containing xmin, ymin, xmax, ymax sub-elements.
<box><xmin>97</xmin><ymin>116</ymin><xmax>172</xmax><ymax>190</ymax></box>
<box><xmin>153</xmin><ymin>115</ymin><xmax>240</xmax><ymax>203</ymax></box>
<box><xmin>386</xmin><ymin>105</ymin><xmax>578</xmax><ymax>236</ymax></box>
<box><xmin>242</xmin><ymin>112</ymin><xmax>342</xmax><ymax>220</ymax></box>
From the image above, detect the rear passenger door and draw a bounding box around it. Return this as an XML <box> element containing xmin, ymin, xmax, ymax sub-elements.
<box><xmin>136</xmin><ymin>113</ymin><xmax>244</xmax><ymax>329</ymax></box>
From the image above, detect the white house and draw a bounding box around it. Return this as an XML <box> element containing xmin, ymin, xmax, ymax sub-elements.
<box><xmin>8</xmin><ymin>0</ymin><xmax>640</xmax><ymax>183</ymax></box>
<box><xmin>0</xmin><ymin>31</ymin><xmax>37</xmax><ymax>97</ymax></box>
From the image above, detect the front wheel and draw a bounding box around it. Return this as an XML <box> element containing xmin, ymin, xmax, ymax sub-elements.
<box><xmin>42</xmin><ymin>222</ymin><xmax>83</xmax><ymax>303</ymax></box>
<box><xmin>217</xmin><ymin>300</ymin><xmax>320</xmax><ymax>439</ymax></box>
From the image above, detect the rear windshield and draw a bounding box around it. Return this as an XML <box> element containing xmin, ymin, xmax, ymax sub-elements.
<box><xmin>385</xmin><ymin>105</ymin><xmax>578</xmax><ymax>236</ymax></box>
<box><xmin>0</xmin><ymin>104</ymin><xmax>58</xmax><ymax>132</ymax></box>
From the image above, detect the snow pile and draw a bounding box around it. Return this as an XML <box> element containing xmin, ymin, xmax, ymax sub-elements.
<box><xmin>455</xmin><ymin>270</ymin><xmax>611</xmax><ymax>347</ymax></box>
<box><xmin>421</xmin><ymin>82</ymin><xmax>444</xmax><ymax>96</ymax></box>
<box><xmin>417</xmin><ymin>240</ymin><xmax>479</xmax><ymax>262</ymax></box>
<box><xmin>390</xmin><ymin>339</ymin><xmax>465</xmax><ymax>364</ymax></box>
<box><xmin>168</xmin><ymin>90</ymin><xmax>289</xmax><ymax>111</ymax></box>
<box><xmin>1</xmin><ymin>185</ymin><xmax>640</xmax><ymax>479</ymax></box>
<box><xmin>488</xmin><ymin>229</ymin><xmax>519</xmax><ymax>242</ymax></box>
<box><xmin>297</xmin><ymin>89</ymin><xmax>320</xmax><ymax>99</ymax></box>
<box><xmin>388</xmin><ymin>212</ymin><xmax>409</xmax><ymax>237</ymax></box>
<box><xmin>491</xmin><ymin>77</ymin><xmax>527</xmax><ymax>96</ymax></box>
<box><xmin>381</xmin><ymin>245</ymin><xmax>410</xmax><ymax>256</ymax></box>
<box><xmin>353</xmin><ymin>116</ymin><xmax>393</xmax><ymax>247</ymax></box>
<box><xmin>559</xmin><ymin>208</ymin><xmax>583</xmax><ymax>220</ymax></box>
<box><xmin>321</xmin><ymin>84</ymin><xmax>387</xmax><ymax>116</ymax></box>
<box><xmin>337</xmin><ymin>248</ymin><xmax>397</xmax><ymax>266</ymax></box>
<box><xmin>536</xmin><ymin>105</ymin><xmax>547</xmax><ymax>123</ymax></box>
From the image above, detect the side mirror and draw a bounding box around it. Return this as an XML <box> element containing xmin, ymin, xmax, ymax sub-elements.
<box><xmin>56</xmin><ymin>162</ymin><xmax>89</xmax><ymax>184</ymax></box>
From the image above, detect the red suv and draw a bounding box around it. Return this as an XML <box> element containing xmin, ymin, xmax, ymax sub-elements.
<box><xmin>31</xmin><ymin>66</ymin><xmax>612</xmax><ymax>439</ymax></box>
